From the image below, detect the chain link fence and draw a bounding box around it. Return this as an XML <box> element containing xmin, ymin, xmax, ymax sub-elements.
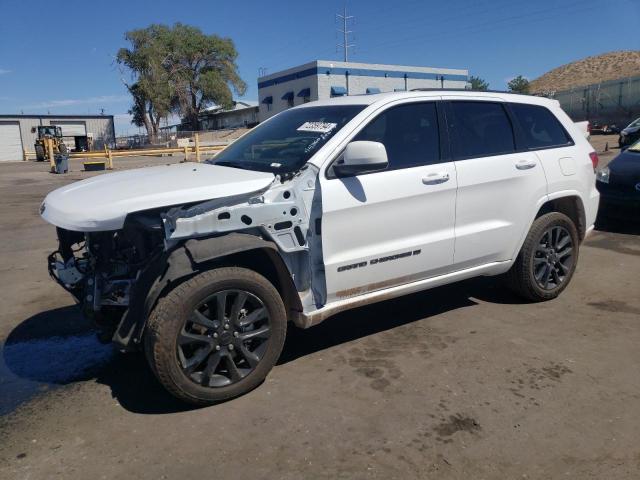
<box><xmin>545</xmin><ymin>75</ymin><xmax>640</xmax><ymax>127</ymax></box>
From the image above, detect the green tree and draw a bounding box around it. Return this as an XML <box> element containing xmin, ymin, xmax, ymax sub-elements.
<box><xmin>117</xmin><ymin>26</ymin><xmax>174</xmax><ymax>142</ymax></box>
<box><xmin>162</xmin><ymin>23</ymin><xmax>246</xmax><ymax>130</ymax></box>
<box><xmin>117</xmin><ymin>23</ymin><xmax>246</xmax><ymax>135</ymax></box>
<box><xmin>507</xmin><ymin>75</ymin><xmax>530</xmax><ymax>94</ymax></box>
<box><xmin>470</xmin><ymin>75</ymin><xmax>489</xmax><ymax>91</ymax></box>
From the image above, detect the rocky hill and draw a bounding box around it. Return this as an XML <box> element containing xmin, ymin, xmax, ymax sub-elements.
<box><xmin>530</xmin><ymin>51</ymin><xmax>640</xmax><ymax>94</ymax></box>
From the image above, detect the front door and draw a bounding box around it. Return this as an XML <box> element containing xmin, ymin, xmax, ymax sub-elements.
<box><xmin>319</xmin><ymin>101</ymin><xmax>457</xmax><ymax>303</ymax></box>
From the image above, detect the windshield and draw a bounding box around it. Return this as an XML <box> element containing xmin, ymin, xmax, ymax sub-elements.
<box><xmin>210</xmin><ymin>105</ymin><xmax>366</xmax><ymax>173</ymax></box>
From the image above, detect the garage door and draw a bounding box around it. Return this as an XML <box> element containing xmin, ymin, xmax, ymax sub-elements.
<box><xmin>51</xmin><ymin>121</ymin><xmax>86</xmax><ymax>137</ymax></box>
<box><xmin>0</xmin><ymin>122</ymin><xmax>23</xmax><ymax>162</ymax></box>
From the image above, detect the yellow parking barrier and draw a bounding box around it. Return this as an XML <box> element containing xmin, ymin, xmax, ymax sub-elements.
<box><xmin>22</xmin><ymin>141</ymin><xmax>226</xmax><ymax>169</ymax></box>
<box><xmin>47</xmin><ymin>138</ymin><xmax>56</xmax><ymax>172</ymax></box>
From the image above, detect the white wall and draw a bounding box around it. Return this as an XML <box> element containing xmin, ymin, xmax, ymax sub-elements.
<box><xmin>257</xmin><ymin>60</ymin><xmax>469</xmax><ymax>122</ymax></box>
<box><xmin>258</xmin><ymin>78</ymin><xmax>319</xmax><ymax>122</ymax></box>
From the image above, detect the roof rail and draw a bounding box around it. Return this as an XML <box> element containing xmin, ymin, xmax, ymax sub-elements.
<box><xmin>410</xmin><ymin>87</ymin><xmax>536</xmax><ymax>96</ymax></box>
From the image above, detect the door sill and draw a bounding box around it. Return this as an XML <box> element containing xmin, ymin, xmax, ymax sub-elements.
<box><xmin>294</xmin><ymin>261</ymin><xmax>511</xmax><ymax>328</ymax></box>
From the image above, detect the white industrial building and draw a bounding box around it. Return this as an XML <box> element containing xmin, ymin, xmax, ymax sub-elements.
<box><xmin>257</xmin><ymin>60</ymin><xmax>469</xmax><ymax>122</ymax></box>
<box><xmin>198</xmin><ymin>101</ymin><xmax>259</xmax><ymax>130</ymax></box>
<box><xmin>0</xmin><ymin>114</ymin><xmax>115</xmax><ymax>162</ymax></box>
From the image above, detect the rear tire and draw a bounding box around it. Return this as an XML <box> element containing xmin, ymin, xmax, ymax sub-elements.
<box><xmin>145</xmin><ymin>267</ymin><xmax>287</xmax><ymax>405</ymax></box>
<box><xmin>505</xmin><ymin>212</ymin><xmax>579</xmax><ymax>302</ymax></box>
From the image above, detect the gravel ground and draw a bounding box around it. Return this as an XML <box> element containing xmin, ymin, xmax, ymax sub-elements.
<box><xmin>0</xmin><ymin>142</ymin><xmax>639</xmax><ymax>479</ymax></box>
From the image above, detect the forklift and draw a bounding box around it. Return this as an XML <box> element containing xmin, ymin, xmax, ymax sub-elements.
<box><xmin>33</xmin><ymin>125</ymin><xmax>68</xmax><ymax>161</ymax></box>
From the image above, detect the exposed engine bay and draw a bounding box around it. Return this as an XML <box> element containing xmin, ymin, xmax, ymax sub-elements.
<box><xmin>47</xmin><ymin>165</ymin><xmax>325</xmax><ymax>348</ymax></box>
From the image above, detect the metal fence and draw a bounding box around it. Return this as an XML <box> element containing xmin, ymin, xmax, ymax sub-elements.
<box><xmin>546</xmin><ymin>75</ymin><xmax>640</xmax><ymax>127</ymax></box>
<box><xmin>114</xmin><ymin>127</ymin><xmax>248</xmax><ymax>150</ymax></box>
<box><xmin>24</xmin><ymin>133</ymin><xmax>227</xmax><ymax>171</ymax></box>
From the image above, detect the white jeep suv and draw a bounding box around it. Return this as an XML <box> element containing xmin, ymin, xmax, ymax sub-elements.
<box><xmin>41</xmin><ymin>90</ymin><xmax>600</xmax><ymax>404</ymax></box>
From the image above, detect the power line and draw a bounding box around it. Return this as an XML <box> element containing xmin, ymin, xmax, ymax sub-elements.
<box><xmin>356</xmin><ymin>0</ymin><xmax>600</xmax><ymax>56</ymax></box>
<box><xmin>336</xmin><ymin>5</ymin><xmax>355</xmax><ymax>62</ymax></box>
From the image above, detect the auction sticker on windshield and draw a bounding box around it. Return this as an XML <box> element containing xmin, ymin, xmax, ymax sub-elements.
<box><xmin>297</xmin><ymin>122</ymin><xmax>338</xmax><ymax>133</ymax></box>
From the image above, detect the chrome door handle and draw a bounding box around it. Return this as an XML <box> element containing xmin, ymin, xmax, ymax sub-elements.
<box><xmin>516</xmin><ymin>160</ymin><xmax>537</xmax><ymax>170</ymax></box>
<box><xmin>422</xmin><ymin>172</ymin><xmax>450</xmax><ymax>185</ymax></box>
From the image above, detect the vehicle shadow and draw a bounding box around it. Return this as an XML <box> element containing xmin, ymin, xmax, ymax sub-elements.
<box><xmin>2</xmin><ymin>277</ymin><xmax>524</xmax><ymax>415</ymax></box>
<box><xmin>594</xmin><ymin>211</ymin><xmax>640</xmax><ymax>236</ymax></box>
<box><xmin>279</xmin><ymin>276</ymin><xmax>519</xmax><ymax>365</ymax></box>
<box><xmin>2</xmin><ymin>305</ymin><xmax>195</xmax><ymax>415</ymax></box>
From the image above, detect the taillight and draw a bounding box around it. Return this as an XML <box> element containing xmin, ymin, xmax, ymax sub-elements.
<box><xmin>589</xmin><ymin>151</ymin><xmax>599</xmax><ymax>170</ymax></box>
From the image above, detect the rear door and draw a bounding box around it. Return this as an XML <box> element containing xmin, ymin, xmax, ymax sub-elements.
<box><xmin>320</xmin><ymin>100</ymin><xmax>457</xmax><ymax>302</ymax></box>
<box><xmin>444</xmin><ymin>99</ymin><xmax>548</xmax><ymax>268</ymax></box>
<box><xmin>509</xmin><ymin>102</ymin><xmax>583</xmax><ymax>197</ymax></box>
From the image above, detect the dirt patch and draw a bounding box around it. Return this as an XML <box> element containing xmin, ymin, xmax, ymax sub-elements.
<box><xmin>507</xmin><ymin>361</ymin><xmax>573</xmax><ymax>408</ymax></box>
<box><xmin>341</xmin><ymin>325</ymin><xmax>457</xmax><ymax>392</ymax></box>
<box><xmin>588</xmin><ymin>300</ymin><xmax>640</xmax><ymax>316</ymax></box>
<box><xmin>433</xmin><ymin>414</ymin><xmax>481</xmax><ymax>437</ymax></box>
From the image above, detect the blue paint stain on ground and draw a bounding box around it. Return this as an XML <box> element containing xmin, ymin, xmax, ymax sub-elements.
<box><xmin>0</xmin><ymin>333</ymin><xmax>114</xmax><ymax>416</ymax></box>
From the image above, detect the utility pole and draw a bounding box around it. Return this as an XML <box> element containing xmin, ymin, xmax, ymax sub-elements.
<box><xmin>336</xmin><ymin>6</ymin><xmax>355</xmax><ymax>62</ymax></box>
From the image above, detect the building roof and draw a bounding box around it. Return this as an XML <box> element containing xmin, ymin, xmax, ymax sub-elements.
<box><xmin>258</xmin><ymin>60</ymin><xmax>468</xmax><ymax>81</ymax></box>
<box><xmin>201</xmin><ymin>101</ymin><xmax>258</xmax><ymax>114</ymax></box>
<box><xmin>257</xmin><ymin>60</ymin><xmax>469</xmax><ymax>90</ymax></box>
<box><xmin>0</xmin><ymin>114</ymin><xmax>114</xmax><ymax>119</ymax></box>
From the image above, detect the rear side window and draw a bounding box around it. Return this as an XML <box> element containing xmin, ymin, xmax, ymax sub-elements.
<box><xmin>354</xmin><ymin>102</ymin><xmax>440</xmax><ymax>170</ymax></box>
<box><xmin>447</xmin><ymin>102</ymin><xmax>516</xmax><ymax>159</ymax></box>
<box><xmin>511</xmin><ymin>103</ymin><xmax>573</xmax><ymax>149</ymax></box>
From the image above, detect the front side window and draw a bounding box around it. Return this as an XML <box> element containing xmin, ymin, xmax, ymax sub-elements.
<box><xmin>511</xmin><ymin>103</ymin><xmax>573</xmax><ymax>149</ymax></box>
<box><xmin>211</xmin><ymin>105</ymin><xmax>365</xmax><ymax>174</ymax></box>
<box><xmin>353</xmin><ymin>102</ymin><xmax>441</xmax><ymax>170</ymax></box>
<box><xmin>448</xmin><ymin>101</ymin><xmax>516</xmax><ymax>159</ymax></box>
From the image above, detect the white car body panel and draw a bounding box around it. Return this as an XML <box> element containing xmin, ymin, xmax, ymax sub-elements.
<box><xmin>41</xmin><ymin>163</ymin><xmax>274</xmax><ymax>231</ymax></box>
<box><xmin>320</xmin><ymin>161</ymin><xmax>457</xmax><ymax>302</ymax></box>
<box><xmin>452</xmin><ymin>150</ymin><xmax>548</xmax><ymax>267</ymax></box>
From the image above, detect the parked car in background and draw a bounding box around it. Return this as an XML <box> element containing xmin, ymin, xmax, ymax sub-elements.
<box><xmin>596</xmin><ymin>139</ymin><xmax>640</xmax><ymax>219</ymax></box>
<box><xmin>40</xmin><ymin>91</ymin><xmax>599</xmax><ymax>405</ymax></box>
<box><xmin>619</xmin><ymin>118</ymin><xmax>640</xmax><ymax>149</ymax></box>
<box><xmin>589</xmin><ymin>121</ymin><xmax>620</xmax><ymax>135</ymax></box>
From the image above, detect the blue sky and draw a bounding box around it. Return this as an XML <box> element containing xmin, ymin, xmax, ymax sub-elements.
<box><xmin>1</xmin><ymin>0</ymin><xmax>637</xmax><ymax>135</ymax></box>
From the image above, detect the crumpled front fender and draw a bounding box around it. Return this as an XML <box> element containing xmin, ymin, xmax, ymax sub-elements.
<box><xmin>111</xmin><ymin>233</ymin><xmax>300</xmax><ymax>350</ymax></box>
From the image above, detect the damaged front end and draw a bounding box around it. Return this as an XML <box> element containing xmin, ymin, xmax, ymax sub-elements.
<box><xmin>47</xmin><ymin>165</ymin><xmax>326</xmax><ymax>349</ymax></box>
<box><xmin>48</xmin><ymin>211</ymin><xmax>165</xmax><ymax>343</ymax></box>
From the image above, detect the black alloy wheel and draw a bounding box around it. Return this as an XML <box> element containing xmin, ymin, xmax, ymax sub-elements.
<box><xmin>532</xmin><ymin>226</ymin><xmax>574</xmax><ymax>290</ymax></box>
<box><xmin>178</xmin><ymin>289</ymin><xmax>271</xmax><ymax>387</ymax></box>
<box><xmin>145</xmin><ymin>267</ymin><xmax>287</xmax><ymax>405</ymax></box>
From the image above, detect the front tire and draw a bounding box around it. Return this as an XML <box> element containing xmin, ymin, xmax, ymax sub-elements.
<box><xmin>35</xmin><ymin>144</ymin><xmax>45</xmax><ymax>161</ymax></box>
<box><xmin>506</xmin><ymin>212</ymin><xmax>579</xmax><ymax>302</ymax></box>
<box><xmin>145</xmin><ymin>267</ymin><xmax>287</xmax><ymax>405</ymax></box>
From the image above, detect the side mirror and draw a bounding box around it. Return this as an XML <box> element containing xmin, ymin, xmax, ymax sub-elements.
<box><xmin>333</xmin><ymin>141</ymin><xmax>389</xmax><ymax>177</ymax></box>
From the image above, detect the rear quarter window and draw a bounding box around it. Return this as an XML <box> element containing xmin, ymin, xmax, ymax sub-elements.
<box><xmin>510</xmin><ymin>103</ymin><xmax>574</xmax><ymax>150</ymax></box>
